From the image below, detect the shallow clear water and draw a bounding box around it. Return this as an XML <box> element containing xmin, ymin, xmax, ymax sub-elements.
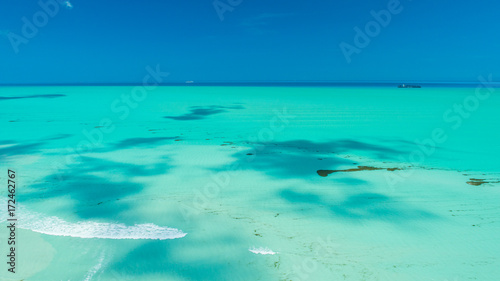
<box><xmin>1</xmin><ymin>85</ymin><xmax>499</xmax><ymax>280</ymax></box>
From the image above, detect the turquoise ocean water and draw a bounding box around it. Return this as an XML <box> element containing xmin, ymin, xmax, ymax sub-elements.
<box><xmin>1</xmin><ymin>85</ymin><xmax>499</xmax><ymax>280</ymax></box>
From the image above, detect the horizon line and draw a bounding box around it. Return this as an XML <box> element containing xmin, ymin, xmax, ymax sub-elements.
<box><xmin>1</xmin><ymin>80</ymin><xmax>499</xmax><ymax>86</ymax></box>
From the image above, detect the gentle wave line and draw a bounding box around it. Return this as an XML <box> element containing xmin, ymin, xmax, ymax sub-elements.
<box><xmin>249</xmin><ymin>247</ymin><xmax>278</xmax><ymax>255</ymax></box>
<box><xmin>1</xmin><ymin>204</ymin><xmax>187</xmax><ymax>240</ymax></box>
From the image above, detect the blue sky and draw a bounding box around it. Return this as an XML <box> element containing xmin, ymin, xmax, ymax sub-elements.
<box><xmin>1</xmin><ymin>0</ymin><xmax>499</xmax><ymax>83</ymax></box>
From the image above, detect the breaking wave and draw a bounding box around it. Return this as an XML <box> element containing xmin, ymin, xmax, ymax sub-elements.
<box><xmin>1</xmin><ymin>204</ymin><xmax>187</xmax><ymax>240</ymax></box>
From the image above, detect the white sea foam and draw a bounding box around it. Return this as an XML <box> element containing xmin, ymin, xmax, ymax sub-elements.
<box><xmin>1</xmin><ymin>204</ymin><xmax>187</xmax><ymax>240</ymax></box>
<box><xmin>249</xmin><ymin>247</ymin><xmax>278</xmax><ymax>255</ymax></box>
<box><xmin>83</xmin><ymin>250</ymin><xmax>106</xmax><ymax>281</ymax></box>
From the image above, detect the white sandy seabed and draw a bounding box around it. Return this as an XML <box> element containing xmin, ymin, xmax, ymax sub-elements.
<box><xmin>1</xmin><ymin>85</ymin><xmax>499</xmax><ymax>281</ymax></box>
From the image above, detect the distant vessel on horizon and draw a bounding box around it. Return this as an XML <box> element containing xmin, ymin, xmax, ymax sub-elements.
<box><xmin>185</xmin><ymin>81</ymin><xmax>194</xmax><ymax>84</ymax></box>
<box><xmin>398</xmin><ymin>84</ymin><xmax>421</xmax><ymax>88</ymax></box>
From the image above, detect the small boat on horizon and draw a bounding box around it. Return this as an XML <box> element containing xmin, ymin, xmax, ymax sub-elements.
<box><xmin>398</xmin><ymin>84</ymin><xmax>421</xmax><ymax>88</ymax></box>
